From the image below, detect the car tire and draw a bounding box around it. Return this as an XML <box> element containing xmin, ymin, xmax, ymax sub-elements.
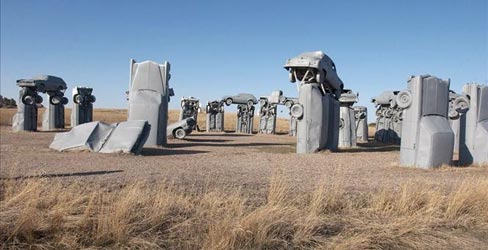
<box><xmin>62</xmin><ymin>97</ymin><xmax>69</xmax><ymax>105</ymax></box>
<box><xmin>384</xmin><ymin>109</ymin><xmax>393</xmax><ymax>118</ymax></box>
<box><xmin>290</xmin><ymin>104</ymin><xmax>304</xmax><ymax>119</ymax></box>
<box><xmin>74</xmin><ymin>94</ymin><xmax>83</xmax><ymax>104</ymax></box>
<box><xmin>22</xmin><ymin>95</ymin><xmax>35</xmax><ymax>105</ymax></box>
<box><xmin>448</xmin><ymin>106</ymin><xmax>459</xmax><ymax>119</ymax></box>
<box><xmin>35</xmin><ymin>95</ymin><xmax>43</xmax><ymax>104</ymax></box>
<box><xmin>247</xmin><ymin>100</ymin><xmax>254</xmax><ymax>107</ymax></box>
<box><xmin>285</xmin><ymin>100</ymin><xmax>293</xmax><ymax>108</ymax></box>
<box><xmin>389</xmin><ymin>98</ymin><xmax>397</xmax><ymax>108</ymax></box>
<box><xmin>397</xmin><ymin>110</ymin><xmax>403</xmax><ymax>120</ymax></box>
<box><xmin>225</xmin><ymin>98</ymin><xmax>232</xmax><ymax>106</ymax></box>
<box><xmin>279</xmin><ymin>95</ymin><xmax>286</xmax><ymax>104</ymax></box>
<box><xmin>396</xmin><ymin>90</ymin><xmax>412</xmax><ymax>109</ymax></box>
<box><xmin>339</xmin><ymin>118</ymin><xmax>345</xmax><ymax>129</ymax></box>
<box><xmin>89</xmin><ymin>95</ymin><xmax>96</xmax><ymax>103</ymax></box>
<box><xmin>454</xmin><ymin>96</ymin><xmax>469</xmax><ymax>112</ymax></box>
<box><xmin>174</xmin><ymin>128</ymin><xmax>186</xmax><ymax>139</ymax></box>
<box><xmin>50</xmin><ymin>96</ymin><xmax>61</xmax><ymax>105</ymax></box>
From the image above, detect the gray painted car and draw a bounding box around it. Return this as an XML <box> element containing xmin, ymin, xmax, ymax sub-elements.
<box><xmin>50</xmin><ymin>120</ymin><xmax>150</xmax><ymax>154</ymax></box>
<box><xmin>222</xmin><ymin>93</ymin><xmax>257</xmax><ymax>106</ymax></box>
<box><xmin>16</xmin><ymin>75</ymin><xmax>68</xmax><ymax>106</ymax></box>
<box><xmin>282</xmin><ymin>97</ymin><xmax>298</xmax><ymax>109</ymax></box>
<box><xmin>284</xmin><ymin>51</ymin><xmax>343</xmax><ymax>153</ymax></box>
<box><xmin>17</xmin><ymin>75</ymin><xmax>67</xmax><ymax>93</ymax></box>
<box><xmin>167</xmin><ymin>117</ymin><xmax>196</xmax><ymax>139</ymax></box>
<box><xmin>128</xmin><ymin>59</ymin><xmax>171</xmax><ymax>146</ymax></box>
<box><xmin>284</xmin><ymin>51</ymin><xmax>344</xmax><ymax>98</ymax></box>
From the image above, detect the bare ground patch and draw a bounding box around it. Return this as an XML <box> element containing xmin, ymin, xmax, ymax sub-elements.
<box><xmin>1</xmin><ymin>108</ymin><xmax>488</xmax><ymax>249</ymax></box>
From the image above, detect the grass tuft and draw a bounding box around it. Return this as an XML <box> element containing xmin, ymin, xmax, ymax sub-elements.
<box><xmin>1</xmin><ymin>173</ymin><xmax>487</xmax><ymax>249</ymax></box>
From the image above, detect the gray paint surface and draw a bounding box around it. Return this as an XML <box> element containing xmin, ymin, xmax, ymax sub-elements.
<box><xmin>459</xmin><ymin>84</ymin><xmax>488</xmax><ymax>165</ymax></box>
<box><xmin>42</xmin><ymin>93</ymin><xmax>68</xmax><ymax>131</ymax></box>
<box><xmin>399</xmin><ymin>75</ymin><xmax>454</xmax><ymax>168</ymax></box>
<box><xmin>338</xmin><ymin>90</ymin><xmax>358</xmax><ymax>148</ymax></box>
<box><xmin>222</xmin><ymin>93</ymin><xmax>258</xmax><ymax>106</ymax></box>
<box><xmin>258</xmin><ymin>90</ymin><xmax>298</xmax><ymax>135</ymax></box>
<box><xmin>284</xmin><ymin>97</ymin><xmax>299</xmax><ymax>136</ymax></box>
<box><xmin>447</xmin><ymin>90</ymin><xmax>470</xmax><ymax>154</ymax></box>
<box><xmin>41</xmin><ymin>77</ymin><xmax>69</xmax><ymax>130</ymax></box>
<box><xmin>12</xmin><ymin>87</ymin><xmax>41</xmax><ymax>132</ymax></box>
<box><xmin>354</xmin><ymin>106</ymin><xmax>368</xmax><ymax>143</ymax></box>
<box><xmin>127</xmin><ymin>59</ymin><xmax>171</xmax><ymax>146</ymax></box>
<box><xmin>222</xmin><ymin>93</ymin><xmax>257</xmax><ymax>134</ymax></box>
<box><xmin>167</xmin><ymin>117</ymin><xmax>196</xmax><ymax>139</ymax></box>
<box><xmin>179</xmin><ymin>96</ymin><xmax>200</xmax><ymax>127</ymax></box>
<box><xmin>236</xmin><ymin>103</ymin><xmax>255</xmax><ymax>134</ymax></box>
<box><xmin>372</xmin><ymin>91</ymin><xmax>402</xmax><ymax>144</ymax></box>
<box><xmin>206</xmin><ymin>100</ymin><xmax>225</xmax><ymax>132</ymax></box>
<box><xmin>284</xmin><ymin>51</ymin><xmax>343</xmax><ymax>153</ymax></box>
<box><xmin>49</xmin><ymin>120</ymin><xmax>150</xmax><ymax>154</ymax></box>
<box><xmin>258</xmin><ymin>90</ymin><xmax>282</xmax><ymax>134</ymax></box>
<box><xmin>13</xmin><ymin>75</ymin><xmax>67</xmax><ymax>132</ymax></box>
<box><xmin>258</xmin><ymin>97</ymin><xmax>278</xmax><ymax>134</ymax></box>
<box><xmin>71</xmin><ymin>87</ymin><xmax>95</xmax><ymax>127</ymax></box>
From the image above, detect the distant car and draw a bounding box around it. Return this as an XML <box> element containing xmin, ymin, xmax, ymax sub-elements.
<box><xmin>16</xmin><ymin>75</ymin><xmax>67</xmax><ymax>93</ymax></box>
<box><xmin>260</xmin><ymin>95</ymin><xmax>297</xmax><ymax>109</ymax></box>
<box><xmin>167</xmin><ymin>117</ymin><xmax>196</xmax><ymax>139</ymax></box>
<box><xmin>72</xmin><ymin>87</ymin><xmax>96</xmax><ymax>104</ymax></box>
<box><xmin>282</xmin><ymin>97</ymin><xmax>298</xmax><ymax>109</ymax></box>
<box><xmin>259</xmin><ymin>96</ymin><xmax>268</xmax><ymax>106</ymax></box>
<box><xmin>338</xmin><ymin>89</ymin><xmax>358</xmax><ymax>104</ymax></box>
<box><xmin>206</xmin><ymin>100</ymin><xmax>224</xmax><ymax>113</ymax></box>
<box><xmin>180</xmin><ymin>96</ymin><xmax>200</xmax><ymax>108</ymax></box>
<box><xmin>222</xmin><ymin>93</ymin><xmax>257</xmax><ymax>106</ymax></box>
<box><xmin>371</xmin><ymin>91</ymin><xmax>399</xmax><ymax>107</ymax></box>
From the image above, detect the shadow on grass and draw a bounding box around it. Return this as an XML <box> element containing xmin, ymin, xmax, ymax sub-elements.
<box><xmin>2</xmin><ymin>170</ymin><xmax>124</xmax><ymax>180</ymax></box>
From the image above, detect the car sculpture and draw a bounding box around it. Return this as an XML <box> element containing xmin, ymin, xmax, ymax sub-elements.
<box><xmin>17</xmin><ymin>75</ymin><xmax>67</xmax><ymax>93</ymax></box>
<box><xmin>167</xmin><ymin>117</ymin><xmax>197</xmax><ymax>139</ymax></box>
<box><xmin>222</xmin><ymin>93</ymin><xmax>257</xmax><ymax>106</ymax></box>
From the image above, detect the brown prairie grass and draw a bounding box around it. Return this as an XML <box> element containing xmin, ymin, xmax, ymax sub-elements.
<box><xmin>1</xmin><ymin>173</ymin><xmax>487</xmax><ymax>249</ymax></box>
<box><xmin>0</xmin><ymin>108</ymin><xmax>292</xmax><ymax>134</ymax></box>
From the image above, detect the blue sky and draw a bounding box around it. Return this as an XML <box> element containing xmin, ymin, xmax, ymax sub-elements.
<box><xmin>1</xmin><ymin>0</ymin><xmax>487</xmax><ymax>118</ymax></box>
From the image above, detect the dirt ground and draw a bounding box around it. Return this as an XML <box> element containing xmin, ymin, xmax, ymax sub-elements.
<box><xmin>1</xmin><ymin>107</ymin><xmax>487</xmax><ymax>202</ymax></box>
<box><xmin>2</xmin><ymin>107</ymin><xmax>488</xmax><ymax>249</ymax></box>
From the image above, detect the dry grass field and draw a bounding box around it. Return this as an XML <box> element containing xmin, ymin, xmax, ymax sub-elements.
<box><xmin>1</xmin><ymin>108</ymin><xmax>487</xmax><ymax>249</ymax></box>
<box><xmin>0</xmin><ymin>108</ymin><xmax>291</xmax><ymax>134</ymax></box>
